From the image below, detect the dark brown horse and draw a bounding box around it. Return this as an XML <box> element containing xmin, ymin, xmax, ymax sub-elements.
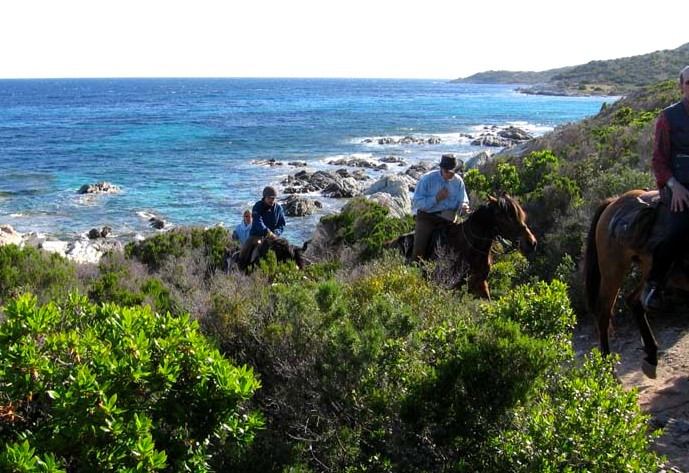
<box><xmin>226</xmin><ymin>238</ymin><xmax>310</xmax><ymax>273</ymax></box>
<box><xmin>583</xmin><ymin>189</ymin><xmax>689</xmax><ymax>378</ymax></box>
<box><xmin>388</xmin><ymin>194</ymin><xmax>537</xmax><ymax>299</ymax></box>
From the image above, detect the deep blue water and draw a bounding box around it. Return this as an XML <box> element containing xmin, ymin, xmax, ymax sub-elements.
<box><xmin>0</xmin><ymin>78</ymin><xmax>614</xmax><ymax>244</ymax></box>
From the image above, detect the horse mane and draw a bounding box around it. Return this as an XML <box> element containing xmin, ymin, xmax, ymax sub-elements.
<box><xmin>465</xmin><ymin>194</ymin><xmax>525</xmax><ymax>227</ymax></box>
<box><xmin>496</xmin><ymin>194</ymin><xmax>526</xmax><ymax>224</ymax></box>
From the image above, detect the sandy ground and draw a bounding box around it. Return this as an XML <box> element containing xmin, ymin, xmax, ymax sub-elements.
<box><xmin>574</xmin><ymin>305</ymin><xmax>689</xmax><ymax>473</ymax></box>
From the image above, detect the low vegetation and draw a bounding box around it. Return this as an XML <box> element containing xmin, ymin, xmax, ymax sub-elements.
<box><xmin>0</xmin><ymin>224</ymin><xmax>663</xmax><ymax>471</ymax></box>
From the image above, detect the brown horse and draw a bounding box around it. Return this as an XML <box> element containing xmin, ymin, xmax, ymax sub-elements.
<box><xmin>583</xmin><ymin>189</ymin><xmax>689</xmax><ymax>378</ymax></box>
<box><xmin>388</xmin><ymin>193</ymin><xmax>537</xmax><ymax>299</ymax></box>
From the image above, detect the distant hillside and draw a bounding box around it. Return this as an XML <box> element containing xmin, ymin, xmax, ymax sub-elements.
<box><xmin>450</xmin><ymin>67</ymin><xmax>572</xmax><ymax>85</ymax></box>
<box><xmin>453</xmin><ymin>43</ymin><xmax>689</xmax><ymax>96</ymax></box>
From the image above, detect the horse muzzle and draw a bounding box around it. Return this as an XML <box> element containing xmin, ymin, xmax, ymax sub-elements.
<box><xmin>519</xmin><ymin>235</ymin><xmax>537</xmax><ymax>255</ymax></box>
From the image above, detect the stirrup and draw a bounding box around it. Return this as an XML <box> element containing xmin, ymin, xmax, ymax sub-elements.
<box><xmin>641</xmin><ymin>282</ymin><xmax>662</xmax><ymax>311</ymax></box>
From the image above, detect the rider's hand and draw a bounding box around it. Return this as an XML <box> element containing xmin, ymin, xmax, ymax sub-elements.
<box><xmin>436</xmin><ymin>187</ymin><xmax>449</xmax><ymax>202</ymax></box>
<box><xmin>460</xmin><ymin>203</ymin><xmax>470</xmax><ymax>215</ymax></box>
<box><xmin>670</xmin><ymin>179</ymin><xmax>689</xmax><ymax>212</ymax></box>
<box><xmin>266</xmin><ymin>231</ymin><xmax>276</xmax><ymax>239</ymax></box>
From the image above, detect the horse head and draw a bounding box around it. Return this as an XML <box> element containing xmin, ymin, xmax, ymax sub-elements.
<box><xmin>487</xmin><ymin>193</ymin><xmax>537</xmax><ymax>255</ymax></box>
<box><xmin>292</xmin><ymin>240</ymin><xmax>310</xmax><ymax>269</ymax></box>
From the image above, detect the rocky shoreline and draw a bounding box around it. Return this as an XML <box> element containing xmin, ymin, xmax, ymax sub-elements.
<box><xmin>0</xmin><ymin>125</ymin><xmax>536</xmax><ymax>264</ymax></box>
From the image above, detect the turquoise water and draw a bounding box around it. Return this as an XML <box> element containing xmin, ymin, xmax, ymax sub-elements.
<box><xmin>0</xmin><ymin>78</ymin><xmax>614</xmax><ymax>243</ymax></box>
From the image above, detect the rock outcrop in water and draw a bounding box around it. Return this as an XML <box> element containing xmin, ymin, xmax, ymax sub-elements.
<box><xmin>77</xmin><ymin>181</ymin><xmax>121</xmax><ymax>194</ymax></box>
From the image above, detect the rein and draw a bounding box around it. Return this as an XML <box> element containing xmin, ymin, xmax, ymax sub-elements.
<box><xmin>459</xmin><ymin>216</ymin><xmax>495</xmax><ymax>255</ymax></box>
<box><xmin>459</xmin><ymin>210</ymin><xmax>517</xmax><ymax>256</ymax></box>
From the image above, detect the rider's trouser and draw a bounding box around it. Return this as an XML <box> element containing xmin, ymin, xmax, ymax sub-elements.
<box><xmin>649</xmin><ymin>201</ymin><xmax>689</xmax><ymax>283</ymax></box>
<box><xmin>412</xmin><ymin>211</ymin><xmax>447</xmax><ymax>261</ymax></box>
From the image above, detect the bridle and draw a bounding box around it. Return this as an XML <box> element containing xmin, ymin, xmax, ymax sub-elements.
<box><xmin>458</xmin><ymin>209</ymin><xmax>521</xmax><ymax>256</ymax></box>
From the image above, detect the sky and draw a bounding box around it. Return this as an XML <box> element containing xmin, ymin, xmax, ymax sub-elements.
<box><xmin>1</xmin><ymin>0</ymin><xmax>687</xmax><ymax>80</ymax></box>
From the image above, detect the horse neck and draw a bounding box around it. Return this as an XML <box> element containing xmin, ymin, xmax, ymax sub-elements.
<box><xmin>455</xmin><ymin>207</ymin><xmax>496</xmax><ymax>251</ymax></box>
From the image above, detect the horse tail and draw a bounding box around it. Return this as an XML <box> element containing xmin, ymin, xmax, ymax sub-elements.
<box><xmin>583</xmin><ymin>198</ymin><xmax>613</xmax><ymax>317</ymax></box>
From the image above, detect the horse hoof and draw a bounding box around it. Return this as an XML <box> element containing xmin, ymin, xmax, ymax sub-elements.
<box><xmin>641</xmin><ymin>359</ymin><xmax>657</xmax><ymax>379</ymax></box>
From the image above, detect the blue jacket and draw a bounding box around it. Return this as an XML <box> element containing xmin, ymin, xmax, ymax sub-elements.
<box><xmin>250</xmin><ymin>199</ymin><xmax>286</xmax><ymax>237</ymax></box>
<box><xmin>233</xmin><ymin>221</ymin><xmax>252</xmax><ymax>244</ymax></box>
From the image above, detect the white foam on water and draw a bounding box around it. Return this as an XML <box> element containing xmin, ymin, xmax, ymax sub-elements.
<box><xmin>137</xmin><ymin>211</ymin><xmax>157</xmax><ymax>220</ymax></box>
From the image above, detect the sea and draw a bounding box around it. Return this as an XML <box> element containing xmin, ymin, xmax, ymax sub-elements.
<box><xmin>0</xmin><ymin>78</ymin><xmax>615</xmax><ymax>245</ymax></box>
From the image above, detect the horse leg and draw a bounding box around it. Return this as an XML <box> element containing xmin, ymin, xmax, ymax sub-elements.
<box><xmin>595</xmin><ymin>272</ymin><xmax>625</xmax><ymax>358</ymax></box>
<box><xmin>467</xmin><ymin>276</ymin><xmax>490</xmax><ymax>300</ymax></box>
<box><xmin>625</xmin><ymin>286</ymin><xmax>658</xmax><ymax>379</ymax></box>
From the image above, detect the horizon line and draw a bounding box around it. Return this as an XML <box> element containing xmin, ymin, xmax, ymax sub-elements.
<box><xmin>0</xmin><ymin>75</ymin><xmax>457</xmax><ymax>82</ymax></box>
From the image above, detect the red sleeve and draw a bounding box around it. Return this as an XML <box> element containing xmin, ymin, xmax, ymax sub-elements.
<box><xmin>651</xmin><ymin>112</ymin><xmax>672</xmax><ymax>189</ymax></box>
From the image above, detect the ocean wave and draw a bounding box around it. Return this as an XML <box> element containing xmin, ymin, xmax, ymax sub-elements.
<box><xmin>321</xmin><ymin>152</ymin><xmax>375</xmax><ymax>164</ymax></box>
<box><xmin>467</xmin><ymin>121</ymin><xmax>553</xmax><ymax>137</ymax></box>
<box><xmin>0</xmin><ymin>189</ymin><xmax>45</xmax><ymax>197</ymax></box>
<box><xmin>137</xmin><ymin>211</ymin><xmax>158</xmax><ymax>221</ymax></box>
<box><xmin>352</xmin><ymin>122</ymin><xmax>554</xmax><ymax>147</ymax></box>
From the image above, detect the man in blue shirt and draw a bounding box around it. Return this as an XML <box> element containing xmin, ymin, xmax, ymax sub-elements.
<box><xmin>238</xmin><ymin>185</ymin><xmax>286</xmax><ymax>266</ymax></box>
<box><xmin>411</xmin><ymin>154</ymin><xmax>470</xmax><ymax>261</ymax></box>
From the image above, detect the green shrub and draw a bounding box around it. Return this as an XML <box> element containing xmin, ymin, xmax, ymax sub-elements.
<box><xmin>487</xmin><ymin>252</ymin><xmax>530</xmax><ymax>299</ymax></box>
<box><xmin>0</xmin><ymin>245</ymin><xmax>77</xmax><ymax>306</ymax></box>
<box><xmin>199</xmin><ymin>256</ymin><xmax>660</xmax><ymax>472</ymax></box>
<box><xmin>315</xmin><ymin>280</ymin><xmax>341</xmax><ymax>313</ymax></box>
<box><xmin>88</xmin><ymin>254</ymin><xmax>175</xmax><ymax>314</ymax></box>
<box><xmin>485</xmin><ymin>279</ymin><xmax>576</xmax><ymax>355</ymax></box>
<box><xmin>521</xmin><ymin>150</ymin><xmax>560</xmax><ymax>194</ymax></box>
<box><xmin>319</xmin><ymin>198</ymin><xmax>414</xmax><ymax>260</ymax></box>
<box><xmin>397</xmin><ymin>318</ymin><xmax>554</xmax><ymax>470</ymax></box>
<box><xmin>255</xmin><ymin>248</ymin><xmax>304</xmax><ymax>284</ymax></box>
<box><xmin>0</xmin><ymin>293</ymin><xmax>263</xmax><ymax>472</ymax></box>
<box><xmin>609</xmin><ymin>106</ymin><xmax>657</xmax><ymax>127</ymax></box>
<box><xmin>0</xmin><ymin>440</ymin><xmax>65</xmax><ymax>472</ymax></box>
<box><xmin>464</xmin><ymin>168</ymin><xmax>490</xmax><ymax>199</ymax></box>
<box><xmin>589</xmin><ymin>164</ymin><xmax>654</xmax><ymax>200</ymax></box>
<box><xmin>489</xmin><ymin>352</ymin><xmax>663</xmax><ymax>473</ymax></box>
<box><xmin>125</xmin><ymin>226</ymin><xmax>234</xmax><ymax>272</ymax></box>
<box><xmin>492</xmin><ymin>162</ymin><xmax>521</xmax><ymax>195</ymax></box>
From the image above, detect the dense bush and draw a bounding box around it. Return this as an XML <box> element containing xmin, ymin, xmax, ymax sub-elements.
<box><xmin>487</xmin><ymin>251</ymin><xmax>531</xmax><ymax>299</ymax></box>
<box><xmin>489</xmin><ymin>352</ymin><xmax>663</xmax><ymax>473</ymax></box>
<box><xmin>0</xmin><ymin>293</ymin><xmax>263</xmax><ymax>472</ymax></box>
<box><xmin>485</xmin><ymin>279</ymin><xmax>576</xmax><ymax>357</ymax></box>
<box><xmin>389</xmin><ymin>318</ymin><xmax>555</xmax><ymax>471</ymax></box>
<box><xmin>125</xmin><ymin>226</ymin><xmax>234</xmax><ymax>272</ymax></box>
<box><xmin>0</xmin><ymin>242</ymin><xmax>662</xmax><ymax>472</ymax></box>
<box><xmin>318</xmin><ymin>198</ymin><xmax>414</xmax><ymax>260</ymax></box>
<box><xmin>0</xmin><ymin>244</ymin><xmax>77</xmax><ymax>307</ymax></box>
<box><xmin>87</xmin><ymin>252</ymin><xmax>175</xmax><ymax>315</ymax></box>
<box><xmin>200</xmin><ymin>253</ymin><xmax>660</xmax><ymax>473</ymax></box>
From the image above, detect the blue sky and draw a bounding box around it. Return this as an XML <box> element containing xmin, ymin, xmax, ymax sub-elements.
<box><xmin>1</xmin><ymin>0</ymin><xmax>686</xmax><ymax>79</ymax></box>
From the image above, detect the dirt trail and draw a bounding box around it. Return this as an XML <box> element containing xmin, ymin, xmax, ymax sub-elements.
<box><xmin>574</xmin><ymin>309</ymin><xmax>689</xmax><ymax>472</ymax></box>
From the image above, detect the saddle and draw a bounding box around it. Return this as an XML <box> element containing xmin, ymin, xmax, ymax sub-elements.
<box><xmin>608</xmin><ymin>190</ymin><xmax>671</xmax><ymax>251</ymax></box>
<box><xmin>427</xmin><ymin>226</ymin><xmax>451</xmax><ymax>257</ymax></box>
<box><xmin>395</xmin><ymin>224</ymin><xmax>452</xmax><ymax>261</ymax></box>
